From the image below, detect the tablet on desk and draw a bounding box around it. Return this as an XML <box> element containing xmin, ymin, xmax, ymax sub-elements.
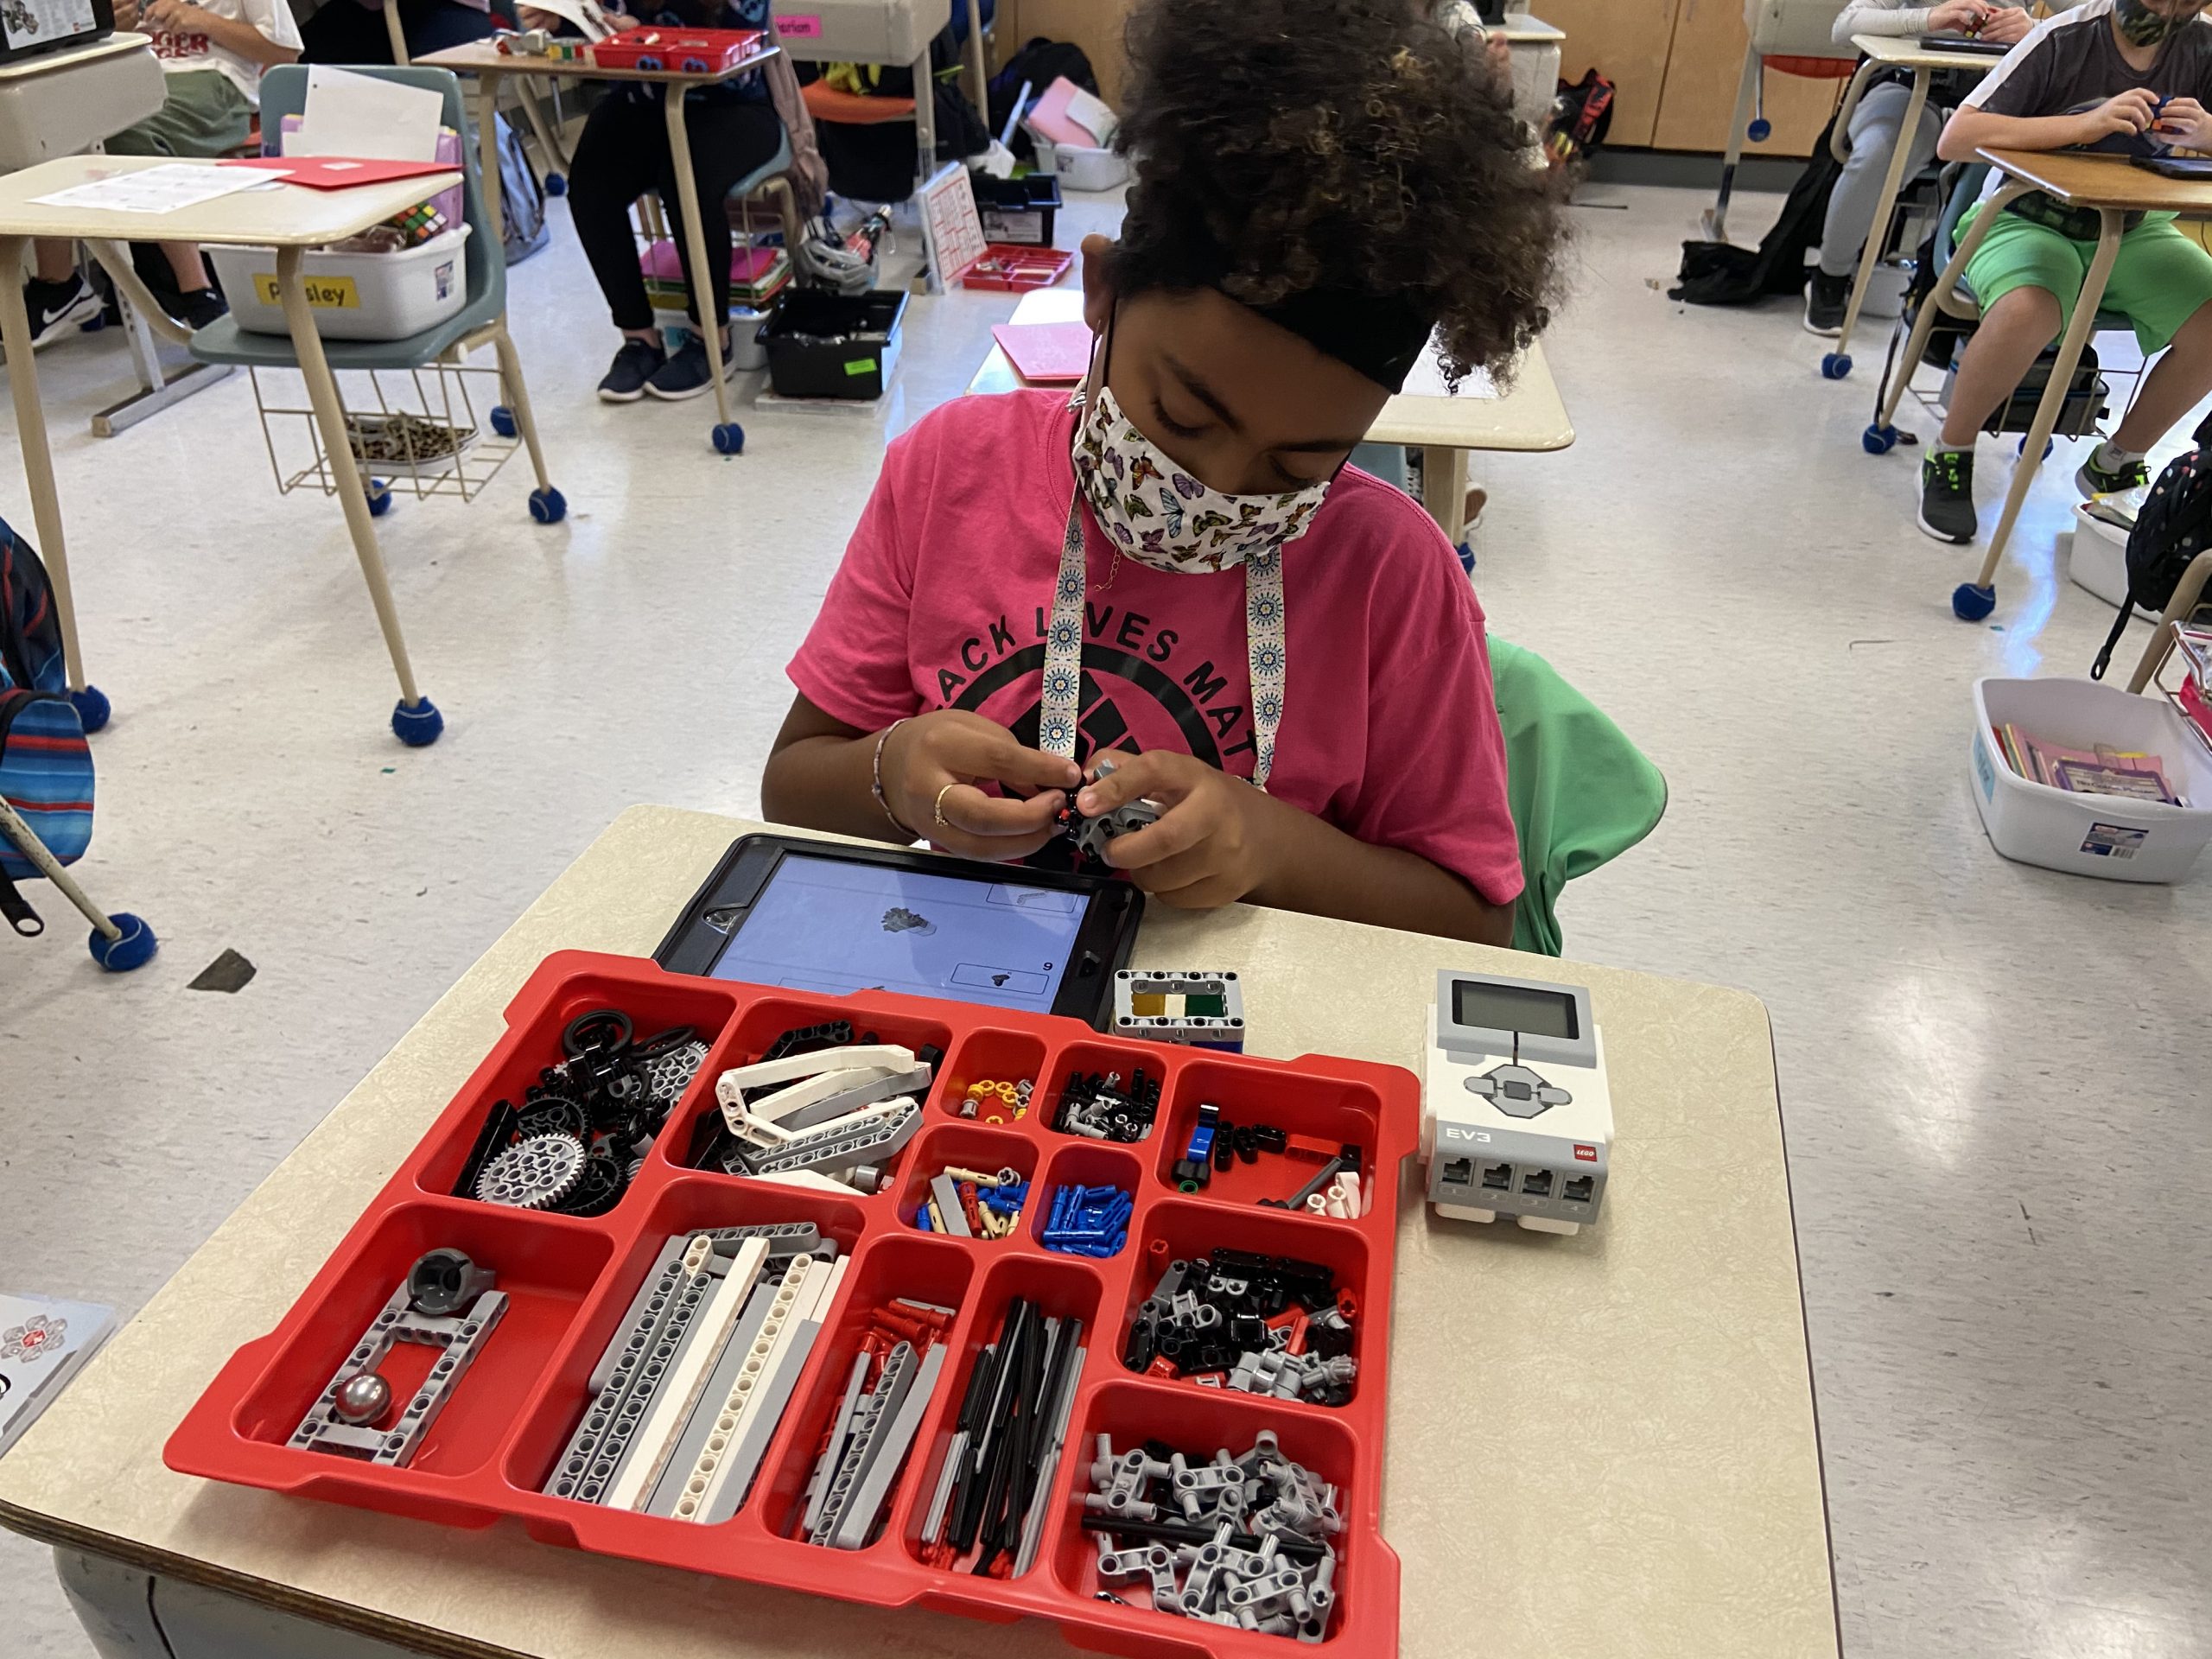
<box><xmin>655</xmin><ymin>835</ymin><xmax>1143</xmax><ymax>1027</ymax></box>
<box><xmin>2134</xmin><ymin>155</ymin><xmax>2212</xmax><ymax>179</ymax></box>
<box><xmin>1916</xmin><ymin>32</ymin><xmax>2012</xmax><ymax>54</ymax></box>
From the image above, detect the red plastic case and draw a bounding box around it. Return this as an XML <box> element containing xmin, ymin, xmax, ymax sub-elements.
<box><xmin>167</xmin><ymin>952</ymin><xmax>1416</xmax><ymax>1657</ymax></box>
<box><xmin>589</xmin><ymin>25</ymin><xmax>766</xmax><ymax>73</ymax></box>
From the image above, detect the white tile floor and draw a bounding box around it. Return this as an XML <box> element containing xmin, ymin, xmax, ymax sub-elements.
<box><xmin>0</xmin><ymin>178</ymin><xmax>2208</xmax><ymax>1659</ymax></box>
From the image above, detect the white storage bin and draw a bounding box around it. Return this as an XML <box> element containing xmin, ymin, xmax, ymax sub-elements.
<box><xmin>2069</xmin><ymin>503</ymin><xmax>2131</xmax><ymax>609</ymax></box>
<box><xmin>209</xmin><ymin>225</ymin><xmax>471</xmax><ymax>342</ymax></box>
<box><xmin>1027</xmin><ymin>130</ymin><xmax>1128</xmax><ymax>193</ymax></box>
<box><xmin>1969</xmin><ymin>675</ymin><xmax>2212</xmax><ymax>883</ymax></box>
<box><xmin>769</xmin><ymin>0</ymin><xmax>949</xmax><ymax>62</ymax></box>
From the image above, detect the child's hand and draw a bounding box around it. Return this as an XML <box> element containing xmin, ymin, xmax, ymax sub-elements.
<box><xmin>516</xmin><ymin>4</ymin><xmax>567</xmax><ymax>28</ymax></box>
<box><xmin>880</xmin><ymin>711</ymin><xmax>1082</xmax><ymax>861</ymax></box>
<box><xmin>2154</xmin><ymin>96</ymin><xmax>2212</xmax><ymax>150</ymax></box>
<box><xmin>140</xmin><ymin>0</ymin><xmax>207</xmax><ymax>30</ymax></box>
<box><xmin>1975</xmin><ymin>5</ymin><xmax>2031</xmax><ymax>43</ymax></box>
<box><xmin>1928</xmin><ymin>0</ymin><xmax>1988</xmax><ymax>33</ymax></box>
<box><xmin>1076</xmin><ymin>752</ymin><xmax>1275</xmax><ymax>910</ymax></box>
<box><xmin>2076</xmin><ymin>87</ymin><xmax>2160</xmax><ymax>143</ymax></box>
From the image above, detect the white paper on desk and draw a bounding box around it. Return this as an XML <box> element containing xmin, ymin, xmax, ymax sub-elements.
<box><xmin>29</xmin><ymin>163</ymin><xmax>285</xmax><ymax>214</ymax></box>
<box><xmin>523</xmin><ymin>0</ymin><xmax>614</xmax><ymax>42</ymax></box>
<box><xmin>1396</xmin><ymin>340</ymin><xmax>1499</xmax><ymax>401</ymax></box>
<box><xmin>291</xmin><ymin>66</ymin><xmax>442</xmax><ymax>162</ymax></box>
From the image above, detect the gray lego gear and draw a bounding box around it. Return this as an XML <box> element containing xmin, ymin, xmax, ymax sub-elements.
<box><xmin>474</xmin><ymin>1131</ymin><xmax>587</xmax><ymax>1209</ymax></box>
<box><xmin>643</xmin><ymin>1039</ymin><xmax>712</xmax><ymax>1107</ymax></box>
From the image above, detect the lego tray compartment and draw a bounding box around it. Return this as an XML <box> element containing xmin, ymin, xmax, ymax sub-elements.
<box><xmin>405</xmin><ymin>953</ymin><xmax>743</xmax><ymax>1211</ymax></box>
<box><xmin>499</xmin><ymin>1173</ymin><xmax>870</xmax><ymax>1528</ymax></box>
<box><xmin>1152</xmin><ymin>1058</ymin><xmax>1382</xmax><ymax>1214</ymax></box>
<box><xmin>900</xmin><ymin>1249</ymin><xmax>1110</xmax><ymax>1576</ymax></box>
<box><xmin>175</xmin><ymin>1198</ymin><xmax>613</xmax><ymax>1520</ymax></box>
<box><xmin>664</xmin><ymin>991</ymin><xmax>957</xmax><ymax>1185</ymax></box>
<box><xmin>935</xmin><ymin>1026</ymin><xmax>1050</xmax><ymax>1121</ymax></box>
<box><xmin>1045</xmin><ymin>1377</ymin><xmax>1392</xmax><ymax>1652</ymax></box>
<box><xmin>894</xmin><ymin>1122</ymin><xmax>1040</xmax><ymax>1237</ymax></box>
<box><xmin>1120</xmin><ymin>1199</ymin><xmax>1372</xmax><ymax>1408</ymax></box>
<box><xmin>1028</xmin><ymin>1141</ymin><xmax>1149</xmax><ymax>1258</ymax></box>
<box><xmin>1040</xmin><ymin>1039</ymin><xmax>1183</xmax><ymax>1143</ymax></box>
<box><xmin>752</xmin><ymin>1230</ymin><xmax>976</xmax><ymax>1546</ymax></box>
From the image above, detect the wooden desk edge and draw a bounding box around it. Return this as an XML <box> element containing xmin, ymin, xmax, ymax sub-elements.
<box><xmin>1974</xmin><ymin>144</ymin><xmax>2212</xmax><ymax>209</ymax></box>
<box><xmin>416</xmin><ymin>40</ymin><xmax>779</xmax><ymax>85</ymax></box>
<box><xmin>1849</xmin><ymin>32</ymin><xmax>2008</xmax><ymax>67</ymax></box>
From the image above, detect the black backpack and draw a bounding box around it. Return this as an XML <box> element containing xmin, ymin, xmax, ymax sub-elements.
<box><xmin>2091</xmin><ymin>411</ymin><xmax>2212</xmax><ymax>679</ymax></box>
<box><xmin>1669</xmin><ymin>109</ymin><xmax>1844</xmax><ymax>307</ymax></box>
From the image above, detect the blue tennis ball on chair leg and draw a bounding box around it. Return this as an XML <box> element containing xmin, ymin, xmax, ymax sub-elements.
<box><xmin>89</xmin><ymin>912</ymin><xmax>156</xmax><ymax>971</ymax></box>
<box><xmin>391</xmin><ymin>696</ymin><xmax>444</xmax><ymax>746</ymax></box>
<box><xmin>68</xmin><ymin>683</ymin><xmax>111</xmax><ymax>733</ymax></box>
<box><xmin>1952</xmin><ymin>582</ymin><xmax>1997</xmax><ymax>621</ymax></box>
<box><xmin>1862</xmin><ymin>423</ymin><xmax>1898</xmax><ymax>454</ymax></box>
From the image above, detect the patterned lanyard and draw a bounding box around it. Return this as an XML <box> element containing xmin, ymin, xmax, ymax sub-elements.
<box><xmin>1042</xmin><ymin>486</ymin><xmax>1287</xmax><ymax>791</ymax></box>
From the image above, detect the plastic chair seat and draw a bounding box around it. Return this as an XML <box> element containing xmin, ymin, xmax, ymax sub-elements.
<box><xmin>732</xmin><ymin>129</ymin><xmax>794</xmax><ymax>199</ymax></box>
<box><xmin>188</xmin><ymin>297</ymin><xmax>495</xmax><ymax>370</ymax></box>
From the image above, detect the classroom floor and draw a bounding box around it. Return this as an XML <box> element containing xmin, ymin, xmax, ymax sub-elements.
<box><xmin>1</xmin><ymin>177</ymin><xmax>2207</xmax><ymax>1659</ymax></box>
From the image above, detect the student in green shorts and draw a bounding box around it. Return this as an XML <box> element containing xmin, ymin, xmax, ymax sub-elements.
<box><xmin>1916</xmin><ymin>0</ymin><xmax>2212</xmax><ymax>543</ymax></box>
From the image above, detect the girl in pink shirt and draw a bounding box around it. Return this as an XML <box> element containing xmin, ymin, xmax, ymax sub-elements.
<box><xmin>764</xmin><ymin>0</ymin><xmax>1563</xmax><ymax>945</ymax></box>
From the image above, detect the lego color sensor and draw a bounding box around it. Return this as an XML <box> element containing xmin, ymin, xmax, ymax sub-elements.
<box><xmin>1421</xmin><ymin>969</ymin><xmax>1611</xmax><ymax>1234</ymax></box>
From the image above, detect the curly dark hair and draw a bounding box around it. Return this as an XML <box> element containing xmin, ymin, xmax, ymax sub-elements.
<box><xmin>1109</xmin><ymin>0</ymin><xmax>1564</xmax><ymax>387</ymax></box>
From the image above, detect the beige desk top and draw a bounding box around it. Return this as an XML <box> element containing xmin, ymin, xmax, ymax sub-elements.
<box><xmin>1850</xmin><ymin>31</ymin><xmax>2008</xmax><ymax>68</ymax></box>
<box><xmin>0</xmin><ymin>29</ymin><xmax>151</xmax><ymax>82</ymax></box>
<box><xmin>0</xmin><ymin>154</ymin><xmax>461</xmax><ymax>246</ymax></box>
<box><xmin>1494</xmin><ymin>12</ymin><xmax>1567</xmax><ymax>44</ymax></box>
<box><xmin>0</xmin><ymin>808</ymin><xmax>1836</xmax><ymax>1659</ymax></box>
<box><xmin>970</xmin><ymin>289</ymin><xmax>1577</xmax><ymax>454</ymax></box>
<box><xmin>418</xmin><ymin>35</ymin><xmax>778</xmax><ymax>86</ymax></box>
<box><xmin>1977</xmin><ymin>144</ymin><xmax>2212</xmax><ymax>213</ymax></box>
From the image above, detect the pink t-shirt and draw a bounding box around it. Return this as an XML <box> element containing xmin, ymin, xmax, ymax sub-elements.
<box><xmin>787</xmin><ymin>389</ymin><xmax>1523</xmax><ymax>907</ymax></box>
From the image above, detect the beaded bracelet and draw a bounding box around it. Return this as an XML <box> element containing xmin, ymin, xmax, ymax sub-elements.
<box><xmin>872</xmin><ymin>718</ymin><xmax>917</xmax><ymax>840</ymax></box>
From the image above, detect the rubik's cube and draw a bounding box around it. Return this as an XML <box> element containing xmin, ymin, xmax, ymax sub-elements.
<box><xmin>1112</xmin><ymin>970</ymin><xmax>1245</xmax><ymax>1052</ymax></box>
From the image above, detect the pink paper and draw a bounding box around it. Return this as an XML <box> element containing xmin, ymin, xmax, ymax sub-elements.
<box><xmin>992</xmin><ymin>321</ymin><xmax>1094</xmax><ymax>384</ymax></box>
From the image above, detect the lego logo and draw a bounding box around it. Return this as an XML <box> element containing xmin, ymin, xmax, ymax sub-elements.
<box><xmin>1573</xmin><ymin>1144</ymin><xmax>1597</xmax><ymax>1161</ymax></box>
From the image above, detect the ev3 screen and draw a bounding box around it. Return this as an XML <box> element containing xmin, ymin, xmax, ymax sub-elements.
<box><xmin>1452</xmin><ymin>980</ymin><xmax>1579</xmax><ymax>1039</ymax></box>
<box><xmin>709</xmin><ymin>854</ymin><xmax>1086</xmax><ymax>1014</ymax></box>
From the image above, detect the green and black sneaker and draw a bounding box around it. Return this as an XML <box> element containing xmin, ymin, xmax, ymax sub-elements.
<box><xmin>2076</xmin><ymin>447</ymin><xmax>2150</xmax><ymax>500</ymax></box>
<box><xmin>1918</xmin><ymin>447</ymin><xmax>1977</xmax><ymax>544</ymax></box>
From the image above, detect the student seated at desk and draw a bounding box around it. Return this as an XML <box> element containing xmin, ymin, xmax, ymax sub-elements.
<box><xmin>1807</xmin><ymin>0</ymin><xmax>2032</xmax><ymax>334</ymax></box>
<box><xmin>760</xmin><ymin>0</ymin><xmax>1561</xmax><ymax>946</ymax></box>
<box><xmin>1916</xmin><ymin>0</ymin><xmax>2212</xmax><ymax>542</ymax></box>
<box><xmin>299</xmin><ymin>0</ymin><xmax>499</xmax><ymax>66</ymax></box>
<box><xmin>518</xmin><ymin>0</ymin><xmax>782</xmax><ymax>403</ymax></box>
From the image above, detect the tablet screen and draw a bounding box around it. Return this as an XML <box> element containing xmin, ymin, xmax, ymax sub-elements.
<box><xmin>707</xmin><ymin>853</ymin><xmax>1087</xmax><ymax>1014</ymax></box>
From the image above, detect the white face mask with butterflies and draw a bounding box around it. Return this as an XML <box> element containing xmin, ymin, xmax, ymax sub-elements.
<box><xmin>1070</xmin><ymin>384</ymin><xmax>1332</xmax><ymax>575</ymax></box>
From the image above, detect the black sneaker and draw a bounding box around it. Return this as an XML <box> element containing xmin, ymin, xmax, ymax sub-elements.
<box><xmin>1804</xmin><ymin>269</ymin><xmax>1850</xmax><ymax>337</ymax></box>
<box><xmin>596</xmin><ymin>337</ymin><xmax>667</xmax><ymax>404</ymax></box>
<box><xmin>24</xmin><ymin>273</ymin><xmax>100</xmax><ymax>347</ymax></box>
<box><xmin>1918</xmin><ymin>448</ymin><xmax>1977</xmax><ymax>543</ymax></box>
<box><xmin>645</xmin><ymin>332</ymin><xmax>735</xmax><ymax>402</ymax></box>
<box><xmin>176</xmin><ymin>288</ymin><xmax>227</xmax><ymax>331</ymax></box>
<box><xmin>2075</xmin><ymin>448</ymin><xmax>2150</xmax><ymax>499</ymax></box>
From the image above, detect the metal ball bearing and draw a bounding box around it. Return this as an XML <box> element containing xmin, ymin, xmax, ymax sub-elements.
<box><xmin>334</xmin><ymin>1370</ymin><xmax>393</xmax><ymax>1427</ymax></box>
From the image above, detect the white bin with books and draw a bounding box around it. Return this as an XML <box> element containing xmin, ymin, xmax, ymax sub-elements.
<box><xmin>1971</xmin><ymin>675</ymin><xmax>2212</xmax><ymax>883</ymax></box>
<box><xmin>207</xmin><ymin>223</ymin><xmax>471</xmax><ymax>342</ymax></box>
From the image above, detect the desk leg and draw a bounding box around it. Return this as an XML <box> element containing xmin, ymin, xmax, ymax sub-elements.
<box><xmin>915</xmin><ymin>48</ymin><xmax>941</xmax><ymax>293</ymax></box>
<box><xmin>1419</xmin><ymin>445</ymin><xmax>1469</xmax><ymax>544</ymax></box>
<box><xmin>1703</xmin><ymin>50</ymin><xmax>1761</xmax><ymax>243</ymax></box>
<box><xmin>963</xmin><ymin>0</ymin><xmax>986</xmax><ymax>110</ymax></box>
<box><xmin>474</xmin><ymin>77</ymin><xmax>505</xmax><ymax>250</ymax></box>
<box><xmin>0</xmin><ymin>233</ymin><xmax>103</xmax><ymax>725</ymax></box>
<box><xmin>1876</xmin><ymin>178</ymin><xmax>2031</xmax><ymax>434</ymax></box>
<box><xmin>516</xmin><ymin>75</ymin><xmax>569</xmax><ymax>183</ymax></box>
<box><xmin>1828</xmin><ymin>67</ymin><xmax>1929</xmax><ymax>372</ymax></box>
<box><xmin>276</xmin><ymin>246</ymin><xmax>439</xmax><ymax>743</ymax></box>
<box><xmin>1967</xmin><ymin>207</ymin><xmax>2123</xmax><ymax>602</ymax></box>
<box><xmin>662</xmin><ymin>86</ymin><xmax>740</xmax><ymax>452</ymax></box>
<box><xmin>2126</xmin><ymin>547</ymin><xmax>2212</xmax><ymax>692</ymax></box>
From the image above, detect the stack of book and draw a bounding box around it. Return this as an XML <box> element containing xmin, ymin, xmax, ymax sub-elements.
<box><xmin>2171</xmin><ymin>623</ymin><xmax>2212</xmax><ymax>749</ymax></box>
<box><xmin>1993</xmin><ymin>723</ymin><xmax>2190</xmax><ymax>805</ymax></box>
<box><xmin>643</xmin><ymin>241</ymin><xmax>790</xmax><ymax>315</ymax></box>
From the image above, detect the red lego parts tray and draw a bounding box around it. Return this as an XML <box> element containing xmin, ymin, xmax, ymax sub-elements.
<box><xmin>164</xmin><ymin>953</ymin><xmax>1418</xmax><ymax>1656</ymax></box>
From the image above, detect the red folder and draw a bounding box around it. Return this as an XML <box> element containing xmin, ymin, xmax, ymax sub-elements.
<box><xmin>220</xmin><ymin>156</ymin><xmax>459</xmax><ymax>190</ymax></box>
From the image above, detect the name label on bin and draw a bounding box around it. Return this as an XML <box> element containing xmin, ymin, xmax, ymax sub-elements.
<box><xmin>773</xmin><ymin>13</ymin><xmax>822</xmax><ymax>36</ymax></box>
<box><xmin>252</xmin><ymin>273</ymin><xmax>360</xmax><ymax>310</ymax></box>
<box><xmin>844</xmin><ymin>358</ymin><xmax>877</xmax><ymax>376</ymax></box>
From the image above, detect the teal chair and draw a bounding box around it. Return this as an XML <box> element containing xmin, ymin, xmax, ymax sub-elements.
<box><xmin>183</xmin><ymin>63</ymin><xmax>564</xmax><ymax>745</ymax></box>
<box><xmin>1489</xmin><ymin>638</ymin><xmax>1668</xmax><ymax>958</ymax></box>
<box><xmin>192</xmin><ymin>64</ymin><xmax>564</xmax><ymax>527</ymax></box>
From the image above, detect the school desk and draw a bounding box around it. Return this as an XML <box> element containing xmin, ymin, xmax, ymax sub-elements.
<box><xmin>0</xmin><ymin>155</ymin><xmax>462</xmax><ymax>739</ymax></box>
<box><xmin>967</xmin><ymin>287</ymin><xmax>1577</xmax><ymax>543</ymax></box>
<box><xmin>1873</xmin><ymin>149</ymin><xmax>2212</xmax><ymax>620</ymax></box>
<box><xmin>0</xmin><ymin>805</ymin><xmax>1838</xmax><ymax>1659</ymax></box>
<box><xmin>1817</xmin><ymin>34</ymin><xmax>2003</xmax><ymax>378</ymax></box>
<box><xmin>1496</xmin><ymin>12</ymin><xmax>1567</xmax><ymax>132</ymax></box>
<box><xmin>416</xmin><ymin>36</ymin><xmax>784</xmax><ymax>454</ymax></box>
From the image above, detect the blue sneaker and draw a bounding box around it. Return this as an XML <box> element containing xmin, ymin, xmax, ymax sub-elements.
<box><xmin>645</xmin><ymin>331</ymin><xmax>735</xmax><ymax>402</ymax></box>
<box><xmin>596</xmin><ymin>337</ymin><xmax>666</xmax><ymax>404</ymax></box>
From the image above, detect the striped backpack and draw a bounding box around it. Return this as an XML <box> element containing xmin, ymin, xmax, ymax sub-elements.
<box><xmin>0</xmin><ymin>518</ymin><xmax>94</xmax><ymax>933</ymax></box>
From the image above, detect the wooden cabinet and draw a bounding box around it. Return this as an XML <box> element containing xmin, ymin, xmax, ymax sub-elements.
<box><xmin>1538</xmin><ymin>0</ymin><xmax>1680</xmax><ymax>148</ymax></box>
<box><xmin>995</xmin><ymin>0</ymin><xmax>1133</xmax><ymax>106</ymax></box>
<box><xmin>1649</xmin><ymin>0</ymin><xmax>1844</xmax><ymax>156</ymax></box>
